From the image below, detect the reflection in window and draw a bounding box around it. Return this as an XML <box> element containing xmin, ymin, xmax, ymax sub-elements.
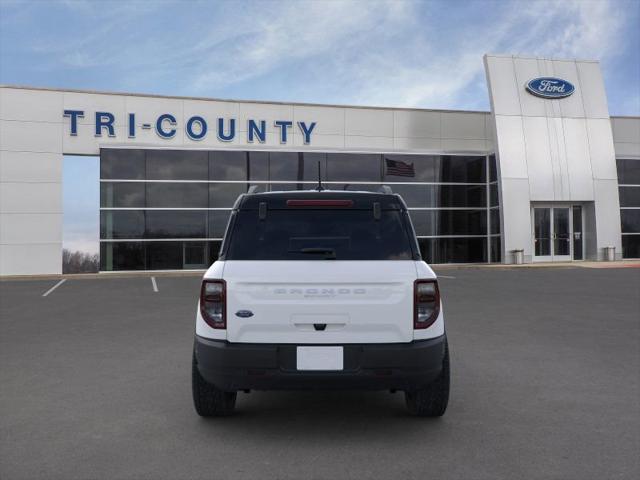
<box><xmin>146</xmin><ymin>242</ymin><xmax>184</xmax><ymax>270</ymax></box>
<box><xmin>617</xmin><ymin>159</ymin><xmax>640</xmax><ymax>185</ymax></box>
<box><xmin>100</xmin><ymin>242</ymin><xmax>145</xmax><ymax>270</ymax></box>
<box><xmin>329</xmin><ymin>184</ymin><xmax>380</xmax><ymax>193</ymax></box>
<box><xmin>100</xmin><ymin>241</ymin><xmax>222</xmax><ymax>270</ymax></box>
<box><xmin>409</xmin><ymin>210</ymin><xmax>487</xmax><ymax>236</ymax></box>
<box><xmin>269</xmin><ymin>152</ymin><xmax>302</xmax><ymax>181</ymax></box>
<box><xmin>391</xmin><ymin>184</ymin><xmax>427</xmax><ymax>207</ymax></box>
<box><xmin>209</xmin><ymin>151</ymin><xmax>269</xmax><ymax>181</ymax></box>
<box><xmin>100</xmin><ymin>182</ymin><xmax>145</xmax><ymax>208</ymax></box>
<box><xmin>384</xmin><ymin>155</ymin><xmax>436</xmax><ymax>182</ymax></box>
<box><xmin>439</xmin><ymin>156</ymin><xmax>486</xmax><ymax>183</ymax></box>
<box><xmin>99</xmin><ymin>149</ymin><xmax>503</xmax><ymax>268</ymax></box>
<box><xmin>100</xmin><ymin>211</ymin><xmax>145</xmax><ymax>239</ymax></box>
<box><xmin>146</xmin><ymin>150</ymin><xmax>208</xmax><ymax>180</ymax></box>
<box><xmin>100</xmin><ymin>149</ymin><xmax>145</xmax><ymax>179</ymax></box>
<box><xmin>209</xmin><ymin>150</ymin><xmax>248</xmax><ymax>181</ymax></box>
<box><xmin>391</xmin><ymin>184</ymin><xmax>487</xmax><ymax>208</ymax></box>
<box><xmin>248</xmin><ymin>152</ymin><xmax>269</xmax><ymax>181</ymax></box>
<box><xmin>269</xmin><ymin>183</ymin><xmax>307</xmax><ymax>192</ymax></box>
<box><xmin>383</xmin><ymin>154</ymin><xmax>486</xmax><ymax>183</ymax></box>
<box><xmin>327</xmin><ymin>153</ymin><xmax>381</xmax><ymax>182</ymax></box>
<box><xmin>490</xmin><ymin>184</ymin><xmax>499</xmax><ymax>206</ymax></box>
<box><xmin>619</xmin><ymin>187</ymin><xmax>640</xmax><ymax>207</ymax></box>
<box><xmin>621</xmin><ymin>210</ymin><xmax>640</xmax><ymax>233</ymax></box>
<box><xmin>489</xmin><ymin>154</ymin><xmax>497</xmax><ymax>182</ymax></box>
<box><xmin>146</xmin><ymin>211</ymin><xmax>207</xmax><ymax>238</ymax></box>
<box><xmin>208</xmin><ymin>183</ymin><xmax>250</xmax><ymax>208</ymax></box>
<box><xmin>490</xmin><ymin>236</ymin><xmax>501</xmax><ymax>262</ymax></box>
<box><xmin>418</xmin><ymin>237</ymin><xmax>487</xmax><ymax>263</ymax></box>
<box><xmin>208</xmin><ymin>241</ymin><xmax>223</xmax><ymax>264</ymax></box>
<box><xmin>622</xmin><ymin>235</ymin><xmax>640</xmax><ymax>258</ymax></box>
<box><xmin>269</xmin><ymin>152</ymin><xmax>328</xmax><ymax>182</ymax></box>
<box><xmin>208</xmin><ymin>210</ymin><xmax>232</xmax><ymax>238</ymax></box>
<box><xmin>431</xmin><ymin>184</ymin><xmax>486</xmax><ymax>208</ymax></box>
<box><xmin>301</xmin><ymin>153</ymin><xmax>327</xmax><ymax>181</ymax></box>
<box><xmin>146</xmin><ymin>183</ymin><xmax>208</xmax><ymax>208</ymax></box>
<box><xmin>490</xmin><ymin>209</ymin><xmax>501</xmax><ymax>234</ymax></box>
<box><xmin>183</xmin><ymin>241</ymin><xmax>209</xmax><ymax>268</ymax></box>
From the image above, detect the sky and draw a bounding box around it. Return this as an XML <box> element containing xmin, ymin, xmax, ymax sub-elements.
<box><xmin>1</xmin><ymin>0</ymin><xmax>639</xmax><ymax>254</ymax></box>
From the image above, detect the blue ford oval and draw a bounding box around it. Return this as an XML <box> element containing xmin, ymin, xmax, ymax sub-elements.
<box><xmin>526</xmin><ymin>77</ymin><xmax>575</xmax><ymax>99</ymax></box>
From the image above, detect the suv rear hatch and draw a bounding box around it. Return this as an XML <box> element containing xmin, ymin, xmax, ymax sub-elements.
<box><xmin>219</xmin><ymin>192</ymin><xmax>421</xmax><ymax>344</ymax></box>
<box><xmin>223</xmin><ymin>260</ymin><xmax>417</xmax><ymax>343</ymax></box>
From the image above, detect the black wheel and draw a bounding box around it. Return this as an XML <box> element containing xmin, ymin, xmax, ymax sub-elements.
<box><xmin>405</xmin><ymin>339</ymin><xmax>450</xmax><ymax>417</ymax></box>
<box><xmin>192</xmin><ymin>352</ymin><xmax>237</xmax><ymax>417</ymax></box>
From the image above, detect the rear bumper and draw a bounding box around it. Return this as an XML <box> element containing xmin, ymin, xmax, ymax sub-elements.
<box><xmin>194</xmin><ymin>334</ymin><xmax>447</xmax><ymax>391</ymax></box>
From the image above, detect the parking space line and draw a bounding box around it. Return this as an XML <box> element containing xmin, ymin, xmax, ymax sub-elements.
<box><xmin>151</xmin><ymin>276</ymin><xmax>158</xmax><ymax>292</ymax></box>
<box><xmin>42</xmin><ymin>279</ymin><xmax>66</xmax><ymax>297</ymax></box>
<box><xmin>437</xmin><ymin>275</ymin><xmax>456</xmax><ymax>279</ymax></box>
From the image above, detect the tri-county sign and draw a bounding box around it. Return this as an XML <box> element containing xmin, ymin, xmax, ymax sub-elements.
<box><xmin>63</xmin><ymin>110</ymin><xmax>317</xmax><ymax>144</ymax></box>
<box><xmin>525</xmin><ymin>77</ymin><xmax>575</xmax><ymax>99</ymax></box>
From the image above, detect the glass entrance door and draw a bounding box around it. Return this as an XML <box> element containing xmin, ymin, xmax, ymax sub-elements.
<box><xmin>533</xmin><ymin>205</ymin><xmax>582</xmax><ymax>262</ymax></box>
<box><xmin>552</xmin><ymin>207</ymin><xmax>571</xmax><ymax>261</ymax></box>
<box><xmin>534</xmin><ymin>208</ymin><xmax>552</xmax><ymax>261</ymax></box>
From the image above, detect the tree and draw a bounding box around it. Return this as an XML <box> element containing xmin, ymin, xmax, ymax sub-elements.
<box><xmin>62</xmin><ymin>249</ymin><xmax>99</xmax><ymax>274</ymax></box>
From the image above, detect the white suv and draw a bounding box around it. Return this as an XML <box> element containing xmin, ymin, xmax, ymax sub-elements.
<box><xmin>192</xmin><ymin>189</ymin><xmax>449</xmax><ymax>416</ymax></box>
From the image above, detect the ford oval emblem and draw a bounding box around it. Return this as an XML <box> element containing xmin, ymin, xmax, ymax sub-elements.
<box><xmin>235</xmin><ymin>310</ymin><xmax>254</xmax><ymax>318</ymax></box>
<box><xmin>526</xmin><ymin>77</ymin><xmax>575</xmax><ymax>99</ymax></box>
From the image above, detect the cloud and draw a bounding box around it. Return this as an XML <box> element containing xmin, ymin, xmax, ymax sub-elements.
<box><xmin>332</xmin><ymin>0</ymin><xmax>630</xmax><ymax>109</ymax></box>
<box><xmin>2</xmin><ymin>0</ymin><xmax>637</xmax><ymax>113</ymax></box>
<box><xmin>183</xmin><ymin>1</ymin><xmax>414</xmax><ymax>92</ymax></box>
<box><xmin>172</xmin><ymin>0</ymin><xmax>631</xmax><ymax>110</ymax></box>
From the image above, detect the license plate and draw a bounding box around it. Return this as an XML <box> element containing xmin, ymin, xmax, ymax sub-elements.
<box><xmin>296</xmin><ymin>346</ymin><xmax>343</xmax><ymax>371</ymax></box>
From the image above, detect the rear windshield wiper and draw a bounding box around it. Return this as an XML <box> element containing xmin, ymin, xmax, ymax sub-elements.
<box><xmin>289</xmin><ymin>247</ymin><xmax>337</xmax><ymax>259</ymax></box>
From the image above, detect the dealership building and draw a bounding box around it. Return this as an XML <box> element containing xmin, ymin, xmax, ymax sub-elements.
<box><xmin>1</xmin><ymin>54</ymin><xmax>639</xmax><ymax>275</ymax></box>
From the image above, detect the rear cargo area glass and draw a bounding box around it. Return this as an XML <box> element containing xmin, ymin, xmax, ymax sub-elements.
<box><xmin>225</xmin><ymin>210</ymin><xmax>414</xmax><ymax>260</ymax></box>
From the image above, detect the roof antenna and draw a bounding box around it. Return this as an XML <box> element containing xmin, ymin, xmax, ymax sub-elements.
<box><xmin>316</xmin><ymin>160</ymin><xmax>324</xmax><ymax>191</ymax></box>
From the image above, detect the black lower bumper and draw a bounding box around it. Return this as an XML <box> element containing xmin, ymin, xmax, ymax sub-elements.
<box><xmin>194</xmin><ymin>335</ymin><xmax>447</xmax><ymax>392</ymax></box>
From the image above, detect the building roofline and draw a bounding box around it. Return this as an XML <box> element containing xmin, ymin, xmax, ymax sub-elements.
<box><xmin>0</xmin><ymin>83</ymin><xmax>491</xmax><ymax>115</ymax></box>
<box><xmin>2</xmin><ymin>84</ymin><xmax>637</xmax><ymax>118</ymax></box>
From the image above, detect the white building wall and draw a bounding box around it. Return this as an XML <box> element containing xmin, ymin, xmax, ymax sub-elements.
<box><xmin>611</xmin><ymin>116</ymin><xmax>640</xmax><ymax>159</ymax></box>
<box><xmin>484</xmin><ymin>54</ymin><xmax>623</xmax><ymax>262</ymax></box>
<box><xmin>0</xmin><ymin>85</ymin><xmax>492</xmax><ymax>276</ymax></box>
<box><xmin>0</xmin><ymin>88</ymin><xmax>64</xmax><ymax>275</ymax></box>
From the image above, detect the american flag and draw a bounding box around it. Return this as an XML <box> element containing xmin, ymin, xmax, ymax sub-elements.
<box><xmin>385</xmin><ymin>158</ymin><xmax>415</xmax><ymax>177</ymax></box>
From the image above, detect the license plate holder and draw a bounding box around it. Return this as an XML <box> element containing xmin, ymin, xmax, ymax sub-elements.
<box><xmin>296</xmin><ymin>346</ymin><xmax>344</xmax><ymax>371</ymax></box>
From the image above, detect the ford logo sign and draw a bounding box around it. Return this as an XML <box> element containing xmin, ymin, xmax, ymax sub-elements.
<box><xmin>526</xmin><ymin>77</ymin><xmax>575</xmax><ymax>99</ymax></box>
<box><xmin>235</xmin><ymin>310</ymin><xmax>254</xmax><ymax>318</ymax></box>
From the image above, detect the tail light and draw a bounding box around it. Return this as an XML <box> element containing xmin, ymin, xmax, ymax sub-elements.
<box><xmin>200</xmin><ymin>279</ymin><xmax>226</xmax><ymax>329</ymax></box>
<box><xmin>414</xmin><ymin>279</ymin><xmax>440</xmax><ymax>329</ymax></box>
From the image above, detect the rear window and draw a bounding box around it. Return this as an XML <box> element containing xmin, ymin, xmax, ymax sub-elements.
<box><xmin>223</xmin><ymin>209</ymin><xmax>417</xmax><ymax>260</ymax></box>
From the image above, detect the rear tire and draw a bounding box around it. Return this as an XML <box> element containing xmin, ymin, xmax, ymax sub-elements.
<box><xmin>192</xmin><ymin>352</ymin><xmax>237</xmax><ymax>417</ymax></box>
<box><xmin>405</xmin><ymin>339</ymin><xmax>450</xmax><ymax>417</ymax></box>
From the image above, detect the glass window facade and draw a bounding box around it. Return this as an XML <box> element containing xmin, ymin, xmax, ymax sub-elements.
<box><xmin>617</xmin><ymin>158</ymin><xmax>640</xmax><ymax>259</ymax></box>
<box><xmin>100</xmin><ymin>149</ymin><xmax>502</xmax><ymax>270</ymax></box>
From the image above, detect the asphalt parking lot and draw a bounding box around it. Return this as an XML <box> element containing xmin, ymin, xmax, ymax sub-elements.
<box><xmin>1</xmin><ymin>266</ymin><xmax>639</xmax><ymax>480</ymax></box>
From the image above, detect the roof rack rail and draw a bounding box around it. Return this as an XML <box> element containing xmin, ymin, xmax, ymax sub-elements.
<box><xmin>377</xmin><ymin>185</ymin><xmax>393</xmax><ymax>194</ymax></box>
<box><xmin>247</xmin><ymin>185</ymin><xmax>261</xmax><ymax>194</ymax></box>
